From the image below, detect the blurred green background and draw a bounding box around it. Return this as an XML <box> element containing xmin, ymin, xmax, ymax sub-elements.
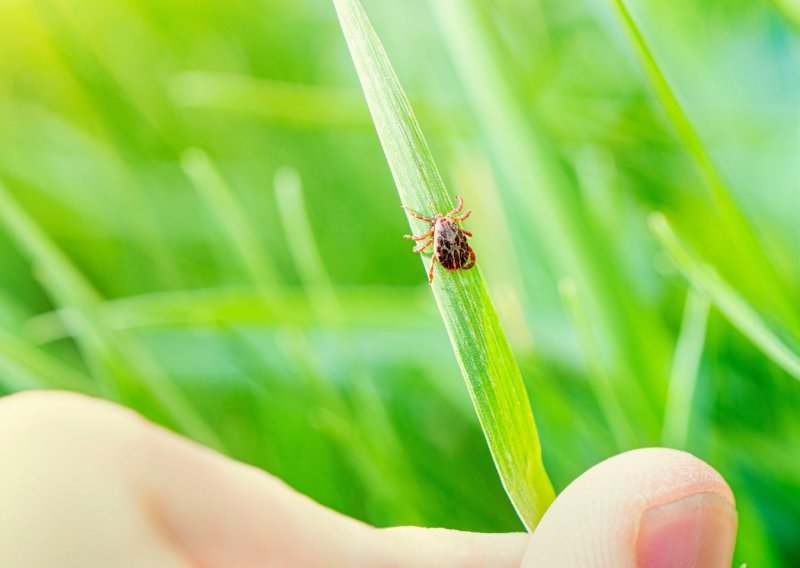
<box><xmin>0</xmin><ymin>0</ymin><xmax>798</xmax><ymax>564</ymax></box>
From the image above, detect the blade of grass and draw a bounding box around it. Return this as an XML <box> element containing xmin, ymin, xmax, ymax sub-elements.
<box><xmin>0</xmin><ymin>327</ymin><xmax>97</xmax><ymax>393</ymax></box>
<box><xmin>650</xmin><ymin>213</ymin><xmax>800</xmax><ymax>381</ymax></box>
<box><xmin>0</xmin><ymin>180</ymin><xmax>226</xmax><ymax>451</ymax></box>
<box><xmin>181</xmin><ymin>148</ymin><xmax>281</xmax><ymax>293</ymax></box>
<box><xmin>608</xmin><ymin>0</ymin><xmax>798</xmax><ymax>332</ymax></box>
<box><xmin>774</xmin><ymin>0</ymin><xmax>800</xmax><ymax>27</ymax></box>
<box><xmin>661</xmin><ymin>288</ymin><xmax>710</xmax><ymax>449</ymax></box>
<box><xmin>274</xmin><ymin>168</ymin><xmax>344</xmax><ymax>325</ymax></box>
<box><xmin>559</xmin><ymin>278</ymin><xmax>636</xmax><ymax>450</ymax></box>
<box><xmin>332</xmin><ymin>0</ymin><xmax>554</xmax><ymax>529</ymax></box>
<box><xmin>431</xmin><ymin>0</ymin><xmax>665</xmax><ymax>437</ymax></box>
<box><xmin>448</xmin><ymin>148</ymin><xmax>536</xmax><ymax>355</ymax></box>
<box><xmin>170</xmin><ymin>72</ymin><xmax>372</xmax><ymax>128</ymax></box>
<box><xmin>184</xmin><ymin>147</ymin><xmax>421</xmax><ymax>519</ymax></box>
<box><xmin>608</xmin><ymin>0</ymin><xmax>728</xmax><ymax>207</ymax></box>
<box><xmin>273</xmin><ymin>328</ymin><xmax>422</xmax><ymax>524</ymax></box>
<box><xmin>23</xmin><ymin>286</ymin><xmax>435</xmax><ymax>343</ymax></box>
<box><xmin>169</xmin><ymin>71</ymin><xmax>466</xmax><ymax>133</ymax></box>
<box><xmin>274</xmin><ymin>166</ymin><xmax>425</xmax><ymax>524</ymax></box>
<box><xmin>181</xmin><ymin>146</ymin><xmax>422</xmax><ymax>519</ymax></box>
<box><xmin>25</xmin><ymin>8</ymin><xmax>185</xmax><ymax>288</ymax></box>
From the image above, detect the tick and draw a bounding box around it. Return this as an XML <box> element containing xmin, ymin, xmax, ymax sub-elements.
<box><xmin>403</xmin><ymin>195</ymin><xmax>476</xmax><ymax>284</ymax></box>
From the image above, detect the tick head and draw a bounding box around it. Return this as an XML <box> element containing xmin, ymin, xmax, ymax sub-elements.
<box><xmin>435</xmin><ymin>215</ymin><xmax>460</xmax><ymax>237</ymax></box>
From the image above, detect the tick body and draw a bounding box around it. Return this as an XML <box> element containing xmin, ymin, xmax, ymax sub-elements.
<box><xmin>403</xmin><ymin>195</ymin><xmax>475</xmax><ymax>284</ymax></box>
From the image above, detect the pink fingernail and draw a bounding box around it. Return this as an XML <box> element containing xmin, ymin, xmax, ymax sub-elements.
<box><xmin>637</xmin><ymin>492</ymin><xmax>737</xmax><ymax>568</ymax></box>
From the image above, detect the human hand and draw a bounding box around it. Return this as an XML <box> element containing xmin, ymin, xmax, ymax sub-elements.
<box><xmin>0</xmin><ymin>391</ymin><xmax>737</xmax><ymax>567</ymax></box>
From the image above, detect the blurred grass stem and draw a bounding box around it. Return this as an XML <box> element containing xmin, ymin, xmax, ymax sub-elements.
<box><xmin>661</xmin><ymin>289</ymin><xmax>710</xmax><ymax>449</ymax></box>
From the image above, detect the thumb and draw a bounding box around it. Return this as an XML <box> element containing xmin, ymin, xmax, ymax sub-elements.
<box><xmin>523</xmin><ymin>448</ymin><xmax>737</xmax><ymax>568</ymax></box>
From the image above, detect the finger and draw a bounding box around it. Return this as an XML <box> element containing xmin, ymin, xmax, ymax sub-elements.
<box><xmin>0</xmin><ymin>391</ymin><xmax>528</xmax><ymax>567</ymax></box>
<box><xmin>0</xmin><ymin>390</ymin><xmax>187</xmax><ymax>567</ymax></box>
<box><xmin>522</xmin><ymin>448</ymin><xmax>737</xmax><ymax>568</ymax></box>
<box><xmin>130</xmin><ymin>396</ymin><xmax>529</xmax><ymax>566</ymax></box>
<box><xmin>136</xmin><ymin>402</ymin><xmax>530</xmax><ymax>567</ymax></box>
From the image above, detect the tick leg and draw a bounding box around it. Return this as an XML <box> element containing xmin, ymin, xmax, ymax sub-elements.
<box><xmin>427</xmin><ymin>254</ymin><xmax>438</xmax><ymax>284</ymax></box>
<box><xmin>460</xmin><ymin>229</ymin><xmax>473</xmax><ymax>238</ymax></box>
<box><xmin>403</xmin><ymin>204</ymin><xmax>434</xmax><ymax>224</ymax></box>
<box><xmin>454</xmin><ymin>209</ymin><xmax>472</xmax><ymax>223</ymax></box>
<box><xmin>463</xmin><ymin>247</ymin><xmax>476</xmax><ymax>270</ymax></box>
<box><xmin>403</xmin><ymin>228</ymin><xmax>433</xmax><ymax>241</ymax></box>
<box><xmin>412</xmin><ymin>238</ymin><xmax>434</xmax><ymax>253</ymax></box>
<box><xmin>447</xmin><ymin>195</ymin><xmax>464</xmax><ymax>217</ymax></box>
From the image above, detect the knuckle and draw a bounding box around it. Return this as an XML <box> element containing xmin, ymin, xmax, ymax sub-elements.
<box><xmin>0</xmin><ymin>390</ymin><xmax>95</xmax><ymax>429</ymax></box>
<box><xmin>0</xmin><ymin>390</ymin><xmax>148</xmax><ymax>462</ymax></box>
<box><xmin>0</xmin><ymin>388</ymin><xmax>90</xmax><ymax>410</ymax></box>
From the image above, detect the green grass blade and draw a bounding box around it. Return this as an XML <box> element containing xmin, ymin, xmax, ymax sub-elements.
<box><xmin>0</xmin><ymin>328</ymin><xmax>97</xmax><ymax>393</ymax></box>
<box><xmin>170</xmin><ymin>72</ymin><xmax>371</xmax><ymax>128</ymax></box>
<box><xmin>609</xmin><ymin>0</ymin><xmax>797</xmax><ymax>329</ymax></box>
<box><xmin>559</xmin><ymin>278</ymin><xmax>636</xmax><ymax>449</ymax></box>
<box><xmin>661</xmin><ymin>289</ymin><xmax>710</xmax><ymax>449</ymax></box>
<box><xmin>608</xmin><ymin>0</ymin><xmax>725</xmax><ymax>204</ymax></box>
<box><xmin>181</xmin><ymin>148</ymin><xmax>280</xmax><ymax>292</ymax></box>
<box><xmin>169</xmin><ymin>71</ymin><xmax>464</xmax><ymax>133</ymax></box>
<box><xmin>0</xmin><ymin>181</ymin><xmax>226</xmax><ymax>451</ymax></box>
<box><xmin>274</xmin><ymin>166</ymin><xmax>426</xmax><ymax>524</ymax></box>
<box><xmin>650</xmin><ymin>213</ymin><xmax>800</xmax><ymax>381</ymax></box>
<box><xmin>449</xmin><ymin>149</ymin><xmax>536</xmax><ymax>355</ymax></box>
<box><xmin>332</xmin><ymin>0</ymin><xmax>555</xmax><ymax>529</ymax></box>
<box><xmin>431</xmin><ymin>0</ymin><xmax>667</xmax><ymax>431</ymax></box>
<box><xmin>274</xmin><ymin>167</ymin><xmax>344</xmax><ymax>325</ymax></box>
<box><xmin>23</xmin><ymin>286</ymin><xmax>435</xmax><ymax>343</ymax></box>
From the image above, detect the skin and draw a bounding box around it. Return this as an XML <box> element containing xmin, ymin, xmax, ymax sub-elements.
<box><xmin>0</xmin><ymin>391</ymin><xmax>737</xmax><ymax>567</ymax></box>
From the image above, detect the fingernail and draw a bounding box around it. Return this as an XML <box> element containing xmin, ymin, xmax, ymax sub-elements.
<box><xmin>637</xmin><ymin>492</ymin><xmax>737</xmax><ymax>568</ymax></box>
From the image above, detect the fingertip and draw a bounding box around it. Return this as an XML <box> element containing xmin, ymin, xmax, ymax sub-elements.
<box><xmin>523</xmin><ymin>448</ymin><xmax>737</xmax><ymax>567</ymax></box>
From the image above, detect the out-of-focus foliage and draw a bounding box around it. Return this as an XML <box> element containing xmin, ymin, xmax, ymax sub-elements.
<box><xmin>0</xmin><ymin>0</ymin><xmax>797</xmax><ymax>563</ymax></box>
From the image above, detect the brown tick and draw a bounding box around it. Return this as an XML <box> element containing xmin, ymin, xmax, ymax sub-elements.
<box><xmin>403</xmin><ymin>195</ymin><xmax>475</xmax><ymax>284</ymax></box>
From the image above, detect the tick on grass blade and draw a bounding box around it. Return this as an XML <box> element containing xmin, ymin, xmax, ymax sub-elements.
<box><xmin>403</xmin><ymin>195</ymin><xmax>476</xmax><ymax>284</ymax></box>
